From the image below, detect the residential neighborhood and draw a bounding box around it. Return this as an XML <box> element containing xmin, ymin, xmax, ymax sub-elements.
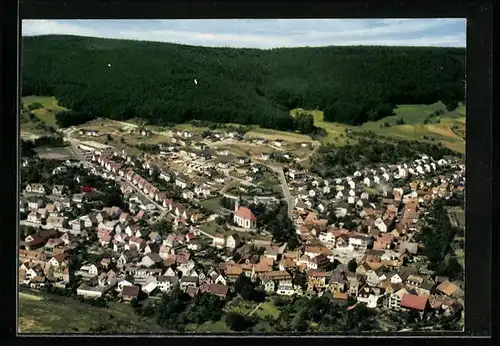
<box><xmin>19</xmin><ymin>125</ymin><xmax>466</xmax><ymax>333</ymax></box>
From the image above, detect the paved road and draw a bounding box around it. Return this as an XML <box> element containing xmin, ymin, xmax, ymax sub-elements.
<box><xmin>265</xmin><ymin>164</ymin><xmax>293</xmax><ymax>220</ymax></box>
<box><xmin>122</xmin><ymin>179</ymin><xmax>167</xmax><ymax>214</ymax></box>
<box><xmin>64</xmin><ymin>128</ymin><xmax>91</xmax><ymax>163</ymax></box>
<box><xmin>64</xmin><ymin>128</ymin><xmax>167</xmax><ymax>215</ymax></box>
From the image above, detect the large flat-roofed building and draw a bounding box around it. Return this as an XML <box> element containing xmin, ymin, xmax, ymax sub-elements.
<box><xmin>78</xmin><ymin>141</ymin><xmax>114</xmax><ymax>155</ymax></box>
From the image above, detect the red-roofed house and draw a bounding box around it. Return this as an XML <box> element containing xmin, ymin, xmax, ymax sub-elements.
<box><xmin>233</xmin><ymin>206</ymin><xmax>257</xmax><ymax>229</ymax></box>
<box><xmin>400</xmin><ymin>294</ymin><xmax>429</xmax><ymax>312</ymax></box>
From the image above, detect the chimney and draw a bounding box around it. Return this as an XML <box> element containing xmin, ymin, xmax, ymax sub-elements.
<box><xmin>234</xmin><ymin>199</ymin><xmax>239</xmax><ymax>212</ymax></box>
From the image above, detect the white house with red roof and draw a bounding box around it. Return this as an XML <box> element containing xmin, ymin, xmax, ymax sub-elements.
<box><xmin>233</xmin><ymin>205</ymin><xmax>257</xmax><ymax>229</ymax></box>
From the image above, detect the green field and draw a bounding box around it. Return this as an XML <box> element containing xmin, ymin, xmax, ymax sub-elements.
<box><xmin>21</xmin><ymin>94</ymin><xmax>465</xmax><ymax>155</ymax></box>
<box><xmin>291</xmin><ymin>102</ymin><xmax>465</xmax><ymax>153</ymax></box>
<box><xmin>245</xmin><ymin>127</ymin><xmax>316</xmax><ymax>144</ymax></box>
<box><xmin>199</xmin><ymin>221</ymin><xmax>232</xmax><ymax>237</ymax></box>
<box><xmin>185</xmin><ymin>321</ymin><xmax>231</xmax><ymax>332</ymax></box>
<box><xmin>18</xmin><ymin>290</ymin><xmax>163</xmax><ymax>333</ymax></box>
<box><xmin>199</xmin><ymin>197</ymin><xmax>224</xmax><ymax>212</ymax></box>
<box><xmin>22</xmin><ymin>95</ymin><xmax>67</xmax><ymax>127</ymax></box>
<box><xmin>253</xmin><ymin>301</ymin><xmax>281</xmax><ymax>319</ymax></box>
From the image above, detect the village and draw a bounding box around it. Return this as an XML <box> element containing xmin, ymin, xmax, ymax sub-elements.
<box><xmin>19</xmin><ymin>125</ymin><xmax>466</xmax><ymax>331</ymax></box>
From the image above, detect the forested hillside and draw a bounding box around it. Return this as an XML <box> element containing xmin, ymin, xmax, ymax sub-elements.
<box><xmin>22</xmin><ymin>35</ymin><xmax>465</xmax><ymax>130</ymax></box>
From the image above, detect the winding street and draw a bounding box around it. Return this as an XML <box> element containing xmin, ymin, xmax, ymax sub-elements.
<box><xmin>265</xmin><ymin>164</ymin><xmax>294</xmax><ymax>220</ymax></box>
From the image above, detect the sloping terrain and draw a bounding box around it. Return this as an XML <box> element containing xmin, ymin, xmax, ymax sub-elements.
<box><xmin>22</xmin><ymin>35</ymin><xmax>465</xmax><ymax>130</ymax></box>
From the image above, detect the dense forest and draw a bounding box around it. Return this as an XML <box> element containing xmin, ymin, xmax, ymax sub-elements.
<box><xmin>22</xmin><ymin>35</ymin><xmax>465</xmax><ymax>130</ymax></box>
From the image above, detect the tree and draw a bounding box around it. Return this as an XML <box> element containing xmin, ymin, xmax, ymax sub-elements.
<box><xmin>291</xmin><ymin>309</ymin><xmax>309</xmax><ymax>331</ymax></box>
<box><xmin>27</xmin><ymin>102</ymin><xmax>44</xmax><ymax>111</ymax></box>
<box><xmin>152</xmin><ymin>219</ymin><xmax>173</xmax><ymax>236</ymax></box>
<box><xmin>23</xmin><ymin>36</ymin><xmax>465</xmax><ymax>130</ymax></box>
<box><xmin>347</xmin><ymin>258</ymin><xmax>357</xmax><ymax>272</ymax></box>
<box><xmin>294</xmin><ymin>113</ymin><xmax>315</xmax><ymax>134</ymax></box>
<box><xmin>225</xmin><ymin>312</ymin><xmax>258</xmax><ymax>331</ymax></box>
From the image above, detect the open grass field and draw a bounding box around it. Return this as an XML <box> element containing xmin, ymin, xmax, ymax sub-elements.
<box><xmin>34</xmin><ymin>146</ymin><xmax>74</xmax><ymax>160</ymax></box>
<box><xmin>24</xmin><ymin>95</ymin><xmax>464</xmax><ymax>155</ymax></box>
<box><xmin>290</xmin><ymin>102</ymin><xmax>466</xmax><ymax>153</ymax></box>
<box><xmin>253</xmin><ymin>301</ymin><xmax>280</xmax><ymax>319</ymax></box>
<box><xmin>22</xmin><ymin>96</ymin><xmax>68</xmax><ymax>127</ymax></box>
<box><xmin>199</xmin><ymin>221</ymin><xmax>232</xmax><ymax>237</ymax></box>
<box><xmin>185</xmin><ymin>321</ymin><xmax>231</xmax><ymax>332</ymax></box>
<box><xmin>226</xmin><ymin>300</ymin><xmax>260</xmax><ymax>315</ymax></box>
<box><xmin>245</xmin><ymin>127</ymin><xmax>315</xmax><ymax>144</ymax></box>
<box><xmin>199</xmin><ymin>196</ymin><xmax>224</xmax><ymax>212</ymax></box>
<box><xmin>18</xmin><ymin>290</ymin><xmax>163</xmax><ymax>333</ymax></box>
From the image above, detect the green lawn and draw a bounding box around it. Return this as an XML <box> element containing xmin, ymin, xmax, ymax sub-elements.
<box><xmin>18</xmin><ymin>290</ymin><xmax>163</xmax><ymax>333</ymax></box>
<box><xmin>226</xmin><ymin>300</ymin><xmax>260</xmax><ymax>315</ymax></box>
<box><xmin>253</xmin><ymin>301</ymin><xmax>280</xmax><ymax>319</ymax></box>
<box><xmin>199</xmin><ymin>197</ymin><xmax>224</xmax><ymax>212</ymax></box>
<box><xmin>200</xmin><ymin>221</ymin><xmax>232</xmax><ymax>237</ymax></box>
<box><xmin>186</xmin><ymin>321</ymin><xmax>231</xmax><ymax>332</ymax></box>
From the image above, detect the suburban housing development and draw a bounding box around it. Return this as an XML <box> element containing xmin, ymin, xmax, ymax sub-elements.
<box><xmin>19</xmin><ymin>122</ymin><xmax>466</xmax><ymax>332</ymax></box>
<box><xmin>19</xmin><ymin>27</ymin><xmax>466</xmax><ymax>333</ymax></box>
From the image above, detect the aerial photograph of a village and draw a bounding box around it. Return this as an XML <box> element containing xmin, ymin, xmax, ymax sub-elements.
<box><xmin>18</xmin><ymin>19</ymin><xmax>466</xmax><ymax>334</ymax></box>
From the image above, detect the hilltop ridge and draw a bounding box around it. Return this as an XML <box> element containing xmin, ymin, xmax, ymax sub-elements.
<box><xmin>22</xmin><ymin>35</ymin><xmax>465</xmax><ymax>130</ymax></box>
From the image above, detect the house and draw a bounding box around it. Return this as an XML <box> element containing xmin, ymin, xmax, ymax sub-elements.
<box><xmin>400</xmin><ymin>294</ymin><xmax>429</xmax><ymax>313</ymax></box>
<box><xmin>48</xmin><ymin>253</ymin><xmax>69</xmax><ymax>268</ymax></box>
<box><xmin>72</xmin><ymin>193</ymin><xmax>86</xmax><ymax>204</ymax></box>
<box><xmin>436</xmin><ymin>280</ymin><xmax>463</xmax><ymax>298</ymax></box>
<box><xmin>175</xmin><ymin>176</ymin><xmax>189</xmax><ymax>189</ymax></box>
<box><xmin>264</xmin><ymin>246</ymin><xmax>279</xmax><ymax>263</ymax></box>
<box><xmin>157</xmin><ymin>275</ymin><xmax>179</xmax><ymax>293</ymax></box>
<box><xmin>117</xmin><ymin>250</ymin><xmax>140</xmax><ymax>268</ymax></box>
<box><xmin>357</xmin><ymin>286</ymin><xmax>385</xmax><ymax>308</ymax></box>
<box><xmin>233</xmin><ymin>206</ymin><xmax>257</xmax><ymax>229</ymax></box>
<box><xmin>386</xmin><ymin>286</ymin><xmax>408</xmax><ymax>310</ymax></box>
<box><xmin>212</xmin><ymin>234</ymin><xmax>226</xmax><ymax>248</ymax></box>
<box><xmin>129</xmin><ymin>236</ymin><xmax>147</xmax><ymax>252</ymax></box>
<box><xmin>27</xmin><ymin>211</ymin><xmax>42</xmax><ymax>225</ymax></box>
<box><xmin>24</xmin><ymin>234</ymin><xmax>46</xmax><ymax>250</ymax></box>
<box><xmin>306</xmin><ymin>254</ymin><xmax>331</xmax><ymax>270</ymax></box>
<box><xmin>121</xmin><ymin>285</ymin><xmax>140</xmax><ymax>302</ymax></box>
<box><xmin>329</xmin><ymin>270</ymin><xmax>348</xmax><ymax>294</ymax></box>
<box><xmin>226</xmin><ymin>234</ymin><xmax>241</xmax><ymax>250</ymax></box>
<box><xmin>52</xmin><ymin>185</ymin><xmax>66</xmax><ymax>196</ymax></box>
<box><xmin>26</xmin><ymin>183</ymin><xmax>46</xmax><ymax>194</ymax></box>
<box><xmin>46</xmin><ymin>216</ymin><xmax>67</xmax><ymax>229</ymax></box>
<box><xmin>260</xmin><ymin>153</ymin><xmax>270</xmax><ymax>160</ymax></box>
<box><xmin>141</xmin><ymin>253</ymin><xmax>164</xmax><ymax>268</ymax></box>
<box><xmin>406</xmin><ymin>274</ymin><xmax>424</xmax><ymax>288</ymax></box>
<box><xmin>211</xmin><ymin>274</ymin><xmax>227</xmax><ymax>286</ymax></box>
<box><xmin>180</xmin><ymin>276</ymin><xmax>199</xmax><ymax>291</ymax></box>
<box><xmin>77</xmin><ymin>263</ymin><xmax>99</xmax><ymax>278</ymax></box>
<box><xmin>28</xmin><ymin>198</ymin><xmax>44</xmax><ymax>210</ymax></box>
<box><xmin>199</xmin><ymin>283</ymin><xmax>229</xmax><ymax>298</ymax></box>
<box><xmin>263</xmin><ymin>277</ymin><xmax>276</xmax><ymax>293</ymax></box>
<box><xmin>276</xmin><ymin>283</ymin><xmax>296</xmax><ymax>296</ymax></box>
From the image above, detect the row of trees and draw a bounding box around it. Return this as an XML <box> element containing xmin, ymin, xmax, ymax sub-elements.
<box><xmin>22</xmin><ymin>35</ymin><xmax>465</xmax><ymax>129</ymax></box>
<box><xmin>132</xmin><ymin>287</ymin><xmax>226</xmax><ymax>331</ymax></box>
<box><xmin>251</xmin><ymin>201</ymin><xmax>300</xmax><ymax>250</ymax></box>
<box><xmin>417</xmin><ymin>194</ymin><xmax>464</xmax><ymax>281</ymax></box>
<box><xmin>21</xmin><ymin>136</ymin><xmax>66</xmax><ymax>157</ymax></box>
